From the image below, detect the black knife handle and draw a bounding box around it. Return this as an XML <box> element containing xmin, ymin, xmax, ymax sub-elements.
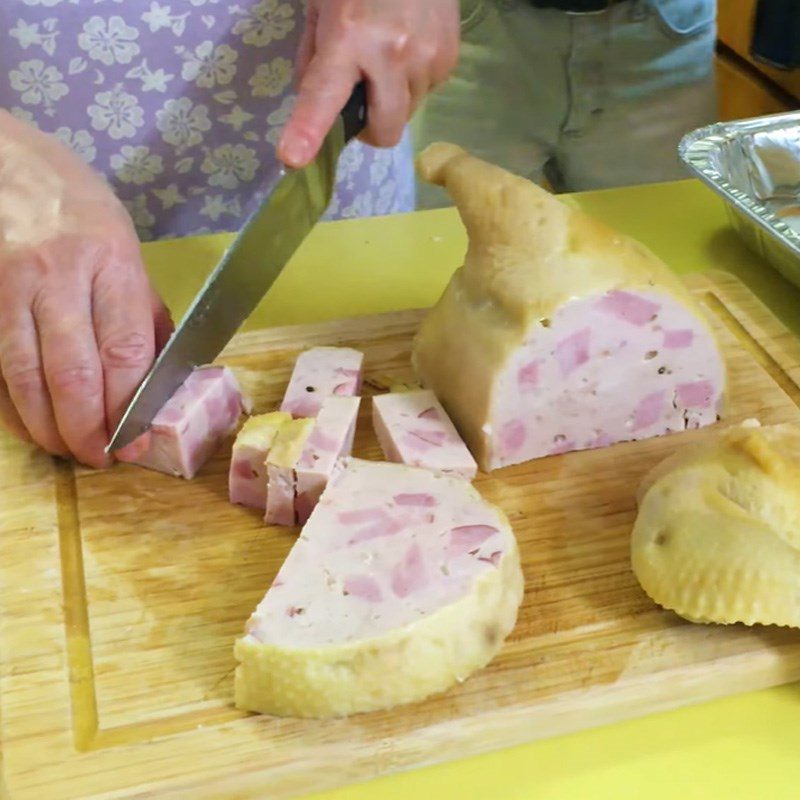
<box><xmin>341</xmin><ymin>81</ymin><xmax>368</xmax><ymax>142</ymax></box>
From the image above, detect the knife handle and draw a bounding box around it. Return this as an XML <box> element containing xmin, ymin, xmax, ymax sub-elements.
<box><xmin>341</xmin><ymin>81</ymin><xmax>368</xmax><ymax>142</ymax></box>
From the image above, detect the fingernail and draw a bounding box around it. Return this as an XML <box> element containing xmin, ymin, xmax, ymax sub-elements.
<box><xmin>115</xmin><ymin>434</ymin><xmax>149</xmax><ymax>463</ymax></box>
<box><xmin>76</xmin><ymin>453</ymin><xmax>111</xmax><ymax>470</ymax></box>
<box><xmin>279</xmin><ymin>133</ymin><xmax>311</xmax><ymax>168</ymax></box>
<box><xmin>91</xmin><ymin>446</ymin><xmax>113</xmax><ymax>470</ymax></box>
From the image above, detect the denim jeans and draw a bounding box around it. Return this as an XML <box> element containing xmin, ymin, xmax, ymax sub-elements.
<box><xmin>413</xmin><ymin>0</ymin><xmax>718</xmax><ymax>208</ymax></box>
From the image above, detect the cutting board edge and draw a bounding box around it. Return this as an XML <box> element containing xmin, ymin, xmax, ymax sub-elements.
<box><xmin>52</xmin><ymin>640</ymin><xmax>800</xmax><ymax>800</ymax></box>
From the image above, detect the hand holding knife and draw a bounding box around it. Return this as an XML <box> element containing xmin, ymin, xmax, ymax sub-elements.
<box><xmin>107</xmin><ymin>84</ymin><xmax>368</xmax><ymax>454</ymax></box>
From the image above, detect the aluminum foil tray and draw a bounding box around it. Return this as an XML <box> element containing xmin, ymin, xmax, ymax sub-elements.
<box><xmin>679</xmin><ymin>111</ymin><xmax>800</xmax><ymax>288</ymax></box>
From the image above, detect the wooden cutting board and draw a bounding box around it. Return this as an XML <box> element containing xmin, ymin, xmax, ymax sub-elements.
<box><xmin>2</xmin><ymin>271</ymin><xmax>800</xmax><ymax>800</ymax></box>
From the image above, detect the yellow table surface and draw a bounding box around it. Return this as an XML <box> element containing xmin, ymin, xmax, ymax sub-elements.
<box><xmin>143</xmin><ymin>179</ymin><xmax>800</xmax><ymax>800</ymax></box>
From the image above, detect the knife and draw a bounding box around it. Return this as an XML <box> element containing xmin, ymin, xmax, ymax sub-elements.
<box><xmin>107</xmin><ymin>83</ymin><xmax>368</xmax><ymax>453</ymax></box>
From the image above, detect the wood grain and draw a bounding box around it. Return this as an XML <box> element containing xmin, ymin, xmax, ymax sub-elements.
<box><xmin>2</xmin><ymin>272</ymin><xmax>800</xmax><ymax>800</ymax></box>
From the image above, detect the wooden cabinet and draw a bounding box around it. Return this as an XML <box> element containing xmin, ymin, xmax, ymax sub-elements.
<box><xmin>716</xmin><ymin>0</ymin><xmax>800</xmax><ymax>120</ymax></box>
<box><xmin>716</xmin><ymin>55</ymin><xmax>790</xmax><ymax>119</ymax></box>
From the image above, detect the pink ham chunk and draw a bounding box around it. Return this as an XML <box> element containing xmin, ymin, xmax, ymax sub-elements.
<box><xmin>264</xmin><ymin>397</ymin><xmax>360</xmax><ymax>527</ymax></box>
<box><xmin>372</xmin><ymin>390</ymin><xmax>477</xmax><ymax>480</ymax></box>
<box><xmin>280</xmin><ymin>347</ymin><xmax>364</xmax><ymax>419</ymax></box>
<box><xmin>228</xmin><ymin>412</ymin><xmax>291</xmax><ymax>509</ymax></box>
<box><xmin>235</xmin><ymin>458</ymin><xmax>523</xmax><ymax>717</ymax></box>
<box><xmin>120</xmin><ymin>366</ymin><xmax>249</xmax><ymax>479</ymax></box>
<box><xmin>417</xmin><ymin>287</ymin><xmax>726</xmax><ymax>471</ymax></box>
<box><xmin>295</xmin><ymin>396</ymin><xmax>361</xmax><ymax>524</ymax></box>
<box><xmin>265</xmin><ymin>418</ymin><xmax>315</xmax><ymax>527</ymax></box>
<box><xmin>477</xmin><ymin>291</ymin><xmax>725</xmax><ymax>467</ymax></box>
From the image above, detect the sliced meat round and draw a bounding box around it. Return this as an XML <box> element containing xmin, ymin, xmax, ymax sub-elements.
<box><xmin>235</xmin><ymin>458</ymin><xmax>524</xmax><ymax>718</ymax></box>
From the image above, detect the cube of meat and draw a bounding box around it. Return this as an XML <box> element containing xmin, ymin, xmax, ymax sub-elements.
<box><xmin>295</xmin><ymin>396</ymin><xmax>361</xmax><ymax>524</ymax></box>
<box><xmin>120</xmin><ymin>366</ymin><xmax>248</xmax><ymax>479</ymax></box>
<box><xmin>280</xmin><ymin>347</ymin><xmax>363</xmax><ymax>419</ymax></box>
<box><xmin>372</xmin><ymin>390</ymin><xmax>478</xmax><ymax>480</ymax></box>
<box><xmin>264</xmin><ymin>418</ymin><xmax>315</xmax><ymax>526</ymax></box>
<box><xmin>228</xmin><ymin>412</ymin><xmax>291</xmax><ymax>509</ymax></box>
<box><xmin>263</xmin><ymin>397</ymin><xmax>361</xmax><ymax>526</ymax></box>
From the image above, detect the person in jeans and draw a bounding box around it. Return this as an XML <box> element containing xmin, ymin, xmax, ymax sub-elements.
<box><xmin>414</xmin><ymin>0</ymin><xmax>718</xmax><ymax>207</ymax></box>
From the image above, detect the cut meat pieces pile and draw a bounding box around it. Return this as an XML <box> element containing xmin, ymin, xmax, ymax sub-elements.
<box><xmin>217</xmin><ymin>348</ymin><xmax>482</xmax><ymax>528</ymax></box>
<box><xmin>223</xmin><ymin>345</ymin><xmax>522</xmax><ymax>718</ymax></box>
<box><xmin>119</xmin><ymin>343</ymin><xmax>522</xmax><ymax>718</ymax></box>
<box><xmin>232</xmin><ymin>347</ymin><xmax>363</xmax><ymax>524</ymax></box>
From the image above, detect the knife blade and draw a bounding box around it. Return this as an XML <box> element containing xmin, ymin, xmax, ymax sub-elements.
<box><xmin>107</xmin><ymin>84</ymin><xmax>368</xmax><ymax>453</ymax></box>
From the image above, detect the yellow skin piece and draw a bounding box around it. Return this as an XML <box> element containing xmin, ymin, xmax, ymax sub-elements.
<box><xmin>632</xmin><ymin>422</ymin><xmax>800</xmax><ymax>627</ymax></box>
<box><xmin>235</xmin><ymin>411</ymin><xmax>292</xmax><ymax>450</ymax></box>
<box><xmin>267</xmin><ymin>418</ymin><xmax>316</xmax><ymax>468</ymax></box>
<box><xmin>388</xmin><ymin>381</ymin><xmax>422</xmax><ymax>394</ymax></box>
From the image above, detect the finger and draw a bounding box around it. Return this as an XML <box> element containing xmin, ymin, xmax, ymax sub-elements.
<box><xmin>151</xmin><ymin>292</ymin><xmax>174</xmax><ymax>355</ymax></box>
<box><xmin>34</xmin><ymin>288</ymin><xmax>109</xmax><ymax>468</ymax></box>
<box><xmin>435</xmin><ymin>7</ymin><xmax>461</xmax><ymax>84</ymax></box>
<box><xmin>358</xmin><ymin>68</ymin><xmax>411</xmax><ymax>148</ymax></box>
<box><xmin>278</xmin><ymin>46</ymin><xmax>360</xmax><ymax>168</ymax></box>
<box><xmin>109</xmin><ymin>287</ymin><xmax>171</xmax><ymax>464</ymax></box>
<box><xmin>0</xmin><ymin>377</ymin><xmax>32</xmax><ymax>443</ymax></box>
<box><xmin>143</xmin><ymin>275</ymin><xmax>174</xmax><ymax>352</ymax></box>
<box><xmin>294</xmin><ymin>4</ymin><xmax>319</xmax><ymax>88</ymax></box>
<box><xmin>430</xmin><ymin>50</ymin><xmax>456</xmax><ymax>90</ymax></box>
<box><xmin>92</xmin><ymin>268</ymin><xmax>156</xmax><ymax>439</ymax></box>
<box><xmin>408</xmin><ymin>70</ymin><xmax>432</xmax><ymax>117</ymax></box>
<box><xmin>114</xmin><ymin>433</ymin><xmax>151</xmax><ymax>464</ymax></box>
<box><xmin>0</xmin><ymin>308</ymin><xmax>69</xmax><ymax>458</ymax></box>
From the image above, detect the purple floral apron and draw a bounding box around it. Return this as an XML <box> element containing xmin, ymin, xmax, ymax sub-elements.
<box><xmin>0</xmin><ymin>1</ymin><xmax>416</xmax><ymax>240</ymax></box>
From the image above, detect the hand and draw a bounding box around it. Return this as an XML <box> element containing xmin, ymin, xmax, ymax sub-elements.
<box><xmin>0</xmin><ymin>111</ymin><xmax>173</xmax><ymax>468</ymax></box>
<box><xmin>278</xmin><ymin>0</ymin><xmax>459</xmax><ymax>168</ymax></box>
